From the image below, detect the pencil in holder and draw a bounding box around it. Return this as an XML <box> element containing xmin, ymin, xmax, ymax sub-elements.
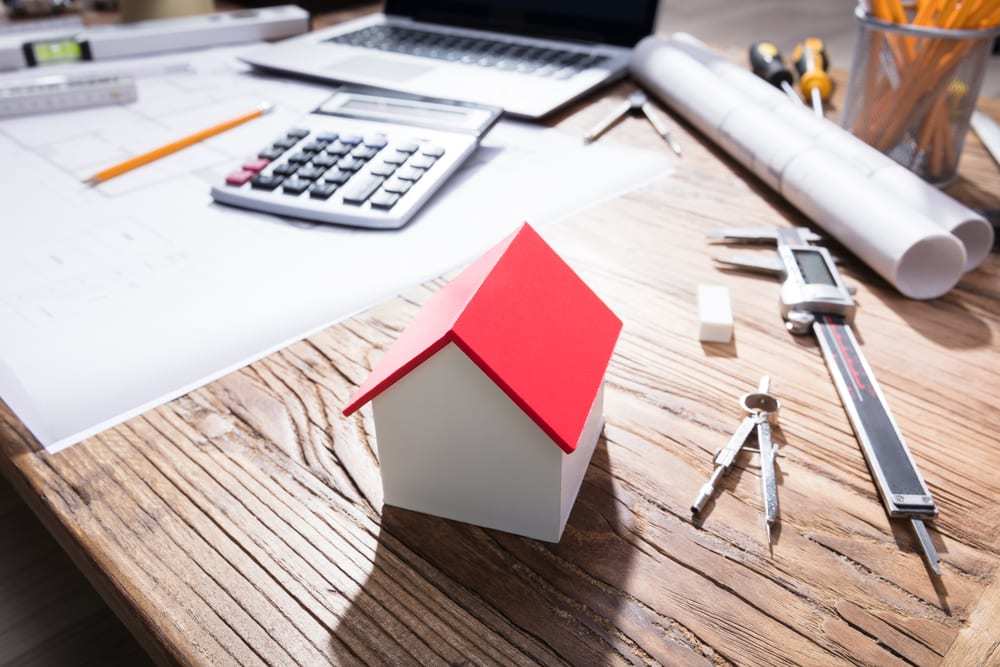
<box><xmin>842</xmin><ymin>5</ymin><xmax>1000</xmax><ymax>186</ymax></box>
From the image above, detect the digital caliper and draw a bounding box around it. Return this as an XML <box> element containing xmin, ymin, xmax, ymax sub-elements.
<box><xmin>710</xmin><ymin>226</ymin><xmax>941</xmax><ymax>575</ymax></box>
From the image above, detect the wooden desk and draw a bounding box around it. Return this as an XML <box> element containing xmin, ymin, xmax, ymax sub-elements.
<box><xmin>3</xmin><ymin>17</ymin><xmax>1000</xmax><ymax>665</ymax></box>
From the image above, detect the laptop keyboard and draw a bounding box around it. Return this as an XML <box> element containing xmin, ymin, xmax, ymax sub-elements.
<box><xmin>326</xmin><ymin>24</ymin><xmax>609</xmax><ymax>79</ymax></box>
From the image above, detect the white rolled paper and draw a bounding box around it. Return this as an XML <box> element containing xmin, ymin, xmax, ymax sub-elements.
<box><xmin>657</xmin><ymin>33</ymin><xmax>994</xmax><ymax>273</ymax></box>
<box><xmin>630</xmin><ymin>36</ymin><xmax>988</xmax><ymax>297</ymax></box>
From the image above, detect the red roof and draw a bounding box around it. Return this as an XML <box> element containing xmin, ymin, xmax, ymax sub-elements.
<box><xmin>343</xmin><ymin>223</ymin><xmax>622</xmax><ymax>453</ymax></box>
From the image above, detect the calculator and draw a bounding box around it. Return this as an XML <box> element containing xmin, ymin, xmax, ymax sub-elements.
<box><xmin>211</xmin><ymin>89</ymin><xmax>501</xmax><ymax>229</ymax></box>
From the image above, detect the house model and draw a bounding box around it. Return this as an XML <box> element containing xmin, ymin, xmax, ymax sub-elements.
<box><xmin>343</xmin><ymin>223</ymin><xmax>622</xmax><ymax>542</ymax></box>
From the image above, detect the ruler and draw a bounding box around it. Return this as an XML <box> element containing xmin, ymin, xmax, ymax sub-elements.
<box><xmin>0</xmin><ymin>5</ymin><xmax>309</xmax><ymax>72</ymax></box>
<box><xmin>0</xmin><ymin>71</ymin><xmax>137</xmax><ymax>117</ymax></box>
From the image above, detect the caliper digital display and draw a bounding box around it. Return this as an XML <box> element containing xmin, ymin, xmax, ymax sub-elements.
<box><xmin>792</xmin><ymin>248</ymin><xmax>836</xmax><ymax>287</ymax></box>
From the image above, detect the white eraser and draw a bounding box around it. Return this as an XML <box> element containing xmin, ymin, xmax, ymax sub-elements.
<box><xmin>697</xmin><ymin>284</ymin><xmax>733</xmax><ymax>343</ymax></box>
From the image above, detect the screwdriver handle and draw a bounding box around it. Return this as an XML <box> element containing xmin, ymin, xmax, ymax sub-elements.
<box><xmin>792</xmin><ymin>37</ymin><xmax>833</xmax><ymax>110</ymax></box>
<box><xmin>749</xmin><ymin>41</ymin><xmax>795</xmax><ymax>90</ymax></box>
<box><xmin>792</xmin><ymin>37</ymin><xmax>832</xmax><ymax>117</ymax></box>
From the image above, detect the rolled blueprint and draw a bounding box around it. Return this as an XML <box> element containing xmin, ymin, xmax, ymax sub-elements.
<box><xmin>629</xmin><ymin>35</ymin><xmax>976</xmax><ymax>298</ymax></box>
<box><xmin>653</xmin><ymin>33</ymin><xmax>994</xmax><ymax>273</ymax></box>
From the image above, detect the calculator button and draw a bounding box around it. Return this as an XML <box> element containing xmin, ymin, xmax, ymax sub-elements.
<box><xmin>286</xmin><ymin>128</ymin><xmax>310</xmax><ymax>138</ymax></box>
<box><xmin>309</xmin><ymin>182</ymin><xmax>338</xmax><ymax>200</ymax></box>
<box><xmin>258</xmin><ymin>146</ymin><xmax>284</xmax><ymax>160</ymax></box>
<box><xmin>421</xmin><ymin>145</ymin><xmax>445</xmax><ymax>158</ymax></box>
<box><xmin>325</xmin><ymin>141</ymin><xmax>350</xmax><ymax>156</ymax></box>
<box><xmin>316</xmin><ymin>132</ymin><xmax>339</xmax><ymax>142</ymax></box>
<box><xmin>303</xmin><ymin>140</ymin><xmax>328</xmax><ymax>152</ymax></box>
<box><xmin>251</xmin><ymin>174</ymin><xmax>284</xmax><ymax>190</ymax></box>
<box><xmin>339</xmin><ymin>134</ymin><xmax>362</xmax><ymax>145</ymax></box>
<box><xmin>296</xmin><ymin>165</ymin><xmax>326</xmax><ymax>181</ymax></box>
<box><xmin>242</xmin><ymin>158</ymin><xmax>270</xmax><ymax>173</ymax></box>
<box><xmin>351</xmin><ymin>145</ymin><xmax>378</xmax><ymax>160</ymax></box>
<box><xmin>341</xmin><ymin>175</ymin><xmax>384</xmax><ymax>205</ymax></box>
<box><xmin>408</xmin><ymin>154</ymin><xmax>435</xmax><ymax>169</ymax></box>
<box><xmin>282</xmin><ymin>177</ymin><xmax>311</xmax><ymax>195</ymax></box>
<box><xmin>272</xmin><ymin>162</ymin><xmax>298</xmax><ymax>176</ymax></box>
<box><xmin>395</xmin><ymin>142</ymin><xmax>419</xmax><ymax>154</ymax></box>
<box><xmin>382</xmin><ymin>150</ymin><xmax>408</xmax><ymax>165</ymax></box>
<box><xmin>311</xmin><ymin>153</ymin><xmax>338</xmax><ymax>168</ymax></box>
<box><xmin>396</xmin><ymin>166</ymin><xmax>426</xmax><ymax>181</ymax></box>
<box><xmin>370</xmin><ymin>162</ymin><xmax>397</xmax><ymax>177</ymax></box>
<box><xmin>383</xmin><ymin>178</ymin><xmax>412</xmax><ymax>194</ymax></box>
<box><xmin>324</xmin><ymin>168</ymin><xmax>352</xmax><ymax>185</ymax></box>
<box><xmin>337</xmin><ymin>156</ymin><xmax>366</xmax><ymax>171</ymax></box>
<box><xmin>273</xmin><ymin>136</ymin><xmax>298</xmax><ymax>149</ymax></box>
<box><xmin>288</xmin><ymin>151</ymin><xmax>314</xmax><ymax>164</ymax></box>
<box><xmin>370</xmin><ymin>190</ymin><xmax>400</xmax><ymax>209</ymax></box>
<box><xmin>225</xmin><ymin>169</ymin><xmax>254</xmax><ymax>186</ymax></box>
<box><xmin>363</xmin><ymin>133</ymin><xmax>388</xmax><ymax>148</ymax></box>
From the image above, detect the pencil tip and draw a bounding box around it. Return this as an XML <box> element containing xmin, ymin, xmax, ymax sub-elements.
<box><xmin>259</xmin><ymin>101</ymin><xmax>275</xmax><ymax>114</ymax></box>
<box><xmin>83</xmin><ymin>177</ymin><xmax>99</xmax><ymax>187</ymax></box>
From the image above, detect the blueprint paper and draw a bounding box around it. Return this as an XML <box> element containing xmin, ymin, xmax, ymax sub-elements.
<box><xmin>0</xmin><ymin>46</ymin><xmax>674</xmax><ymax>452</ymax></box>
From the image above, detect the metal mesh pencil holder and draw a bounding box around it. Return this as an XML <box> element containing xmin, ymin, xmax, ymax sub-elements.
<box><xmin>842</xmin><ymin>5</ymin><xmax>1000</xmax><ymax>186</ymax></box>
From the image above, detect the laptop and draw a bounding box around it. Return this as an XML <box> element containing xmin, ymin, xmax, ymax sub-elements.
<box><xmin>241</xmin><ymin>1</ymin><xmax>659</xmax><ymax>119</ymax></box>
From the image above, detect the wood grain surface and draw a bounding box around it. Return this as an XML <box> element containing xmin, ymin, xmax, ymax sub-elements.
<box><xmin>2</xmin><ymin>26</ymin><xmax>1000</xmax><ymax>666</ymax></box>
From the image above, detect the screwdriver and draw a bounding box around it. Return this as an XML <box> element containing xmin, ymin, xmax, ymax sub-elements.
<box><xmin>749</xmin><ymin>41</ymin><xmax>802</xmax><ymax>105</ymax></box>
<box><xmin>792</xmin><ymin>37</ymin><xmax>832</xmax><ymax>118</ymax></box>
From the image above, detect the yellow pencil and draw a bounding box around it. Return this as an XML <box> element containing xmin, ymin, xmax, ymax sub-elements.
<box><xmin>84</xmin><ymin>101</ymin><xmax>274</xmax><ymax>186</ymax></box>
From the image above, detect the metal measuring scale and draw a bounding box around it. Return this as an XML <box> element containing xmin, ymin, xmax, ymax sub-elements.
<box><xmin>709</xmin><ymin>226</ymin><xmax>942</xmax><ymax>575</ymax></box>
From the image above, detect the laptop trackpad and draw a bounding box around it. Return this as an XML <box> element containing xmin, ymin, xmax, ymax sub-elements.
<box><xmin>329</xmin><ymin>55</ymin><xmax>433</xmax><ymax>82</ymax></box>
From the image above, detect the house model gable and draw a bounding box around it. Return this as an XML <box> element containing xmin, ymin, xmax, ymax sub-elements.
<box><xmin>343</xmin><ymin>223</ymin><xmax>622</xmax><ymax>541</ymax></box>
<box><xmin>344</xmin><ymin>223</ymin><xmax>622</xmax><ymax>452</ymax></box>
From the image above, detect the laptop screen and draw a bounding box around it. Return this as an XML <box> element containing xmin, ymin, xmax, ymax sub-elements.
<box><xmin>383</xmin><ymin>0</ymin><xmax>659</xmax><ymax>47</ymax></box>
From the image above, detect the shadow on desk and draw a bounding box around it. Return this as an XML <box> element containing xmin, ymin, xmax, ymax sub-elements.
<box><xmin>328</xmin><ymin>438</ymin><xmax>642</xmax><ymax>665</ymax></box>
<box><xmin>0</xmin><ymin>474</ymin><xmax>152</xmax><ymax>667</ymax></box>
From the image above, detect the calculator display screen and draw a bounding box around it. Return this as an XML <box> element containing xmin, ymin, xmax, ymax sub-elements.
<box><xmin>339</xmin><ymin>97</ymin><xmax>470</xmax><ymax>122</ymax></box>
<box><xmin>793</xmin><ymin>249</ymin><xmax>836</xmax><ymax>287</ymax></box>
<box><xmin>27</xmin><ymin>39</ymin><xmax>86</xmax><ymax>66</ymax></box>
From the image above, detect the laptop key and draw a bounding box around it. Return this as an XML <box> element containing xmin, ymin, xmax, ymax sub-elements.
<box><xmin>282</xmin><ymin>177</ymin><xmax>311</xmax><ymax>195</ymax></box>
<box><xmin>309</xmin><ymin>182</ymin><xmax>338</xmax><ymax>200</ymax></box>
<box><xmin>370</xmin><ymin>191</ymin><xmax>401</xmax><ymax>209</ymax></box>
<box><xmin>251</xmin><ymin>174</ymin><xmax>284</xmax><ymax>190</ymax></box>
<box><xmin>341</xmin><ymin>175</ymin><xmax>384</xmax><ymax>205</ymax></box>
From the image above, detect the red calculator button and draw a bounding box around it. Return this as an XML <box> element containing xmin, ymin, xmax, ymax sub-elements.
<box><xmin>242</xmin><ymin>158</ymin><xmax>270</xmax><ymax>173</ymax></box>
<box><xmin>225</xmin><ymin>169</ymin><xmax>254</xmax><ymax>186</ymax></box>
